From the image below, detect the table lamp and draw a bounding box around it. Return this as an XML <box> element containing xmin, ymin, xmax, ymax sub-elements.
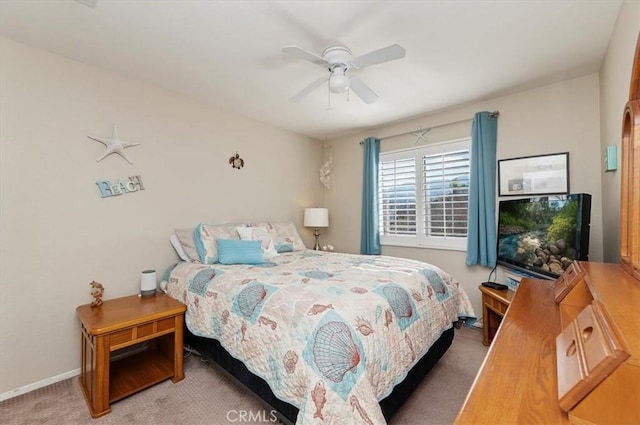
<box><xmin>304</xmin><ymin>208</ymin><xmax>329</xmax><ymax>250</ymax></box>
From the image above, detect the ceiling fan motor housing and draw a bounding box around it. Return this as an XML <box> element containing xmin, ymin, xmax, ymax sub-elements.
<box><xmin>322</xmin><ymin>46</ymin><xmax>353</xmax><ymax>66</ymax></box>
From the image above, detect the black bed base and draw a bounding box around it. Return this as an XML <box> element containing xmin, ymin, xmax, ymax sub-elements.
<box><xmin>184</xmin><ymin>327</ymin><xmax>454</xmax><ymax>424</ymax></box>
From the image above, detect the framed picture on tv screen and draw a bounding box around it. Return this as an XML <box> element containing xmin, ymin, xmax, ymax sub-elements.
<box><xmin>498</xmin><ymin>152</ymin><xmax>569</xmax><ymax>196</ymax></box>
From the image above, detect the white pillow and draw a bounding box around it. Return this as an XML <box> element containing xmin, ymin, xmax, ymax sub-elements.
<box><xmin>170</xmin><ymin>234</ymin><xmax>190</xmax><ymax>262</ymax></box>
<box><xmin>236</xmin><ymin>226</ymin><xmax>279</xmax><ymax>259</ymax></box>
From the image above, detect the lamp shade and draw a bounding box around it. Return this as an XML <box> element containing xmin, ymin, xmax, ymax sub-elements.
<box><xmin>304</xmin><ymin>208</ymin><xmax>329</xmax><ymax>228</ymax></box>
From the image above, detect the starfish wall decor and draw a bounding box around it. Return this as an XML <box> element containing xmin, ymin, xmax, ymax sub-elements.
<box><xmin>412</xmin><ymin>127</ymin><xmax>430</xmax><ymax>144</ymax></box>
<box><xmin>88</xmin><ymin>124</ymin><xmax>141</xmax><ymax>164</ymax></box>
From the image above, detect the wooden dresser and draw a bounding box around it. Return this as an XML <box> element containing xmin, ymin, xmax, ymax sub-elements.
<box><xmin>454</xmin><ymin>262</ymin><xmax>639</xmax><ymax>425</ymax></box>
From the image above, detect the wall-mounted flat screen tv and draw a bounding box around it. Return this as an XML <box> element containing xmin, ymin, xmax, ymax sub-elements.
<box><xmin>496</xmin><ymin>193</ymin><xmax>591</xmax><ymax>280</ymax></box>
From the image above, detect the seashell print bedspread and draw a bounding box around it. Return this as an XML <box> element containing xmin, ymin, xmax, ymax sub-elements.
<box><xmin>164</xmin><ymin>250</ymin><xmax>475</xmax><ymax>424</ymax></box>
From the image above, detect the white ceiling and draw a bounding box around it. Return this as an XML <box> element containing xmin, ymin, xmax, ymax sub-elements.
<box><xmin>0</xmin><ymin>0</ymin><xmax>623</xmax><ymax>140</ymax></box>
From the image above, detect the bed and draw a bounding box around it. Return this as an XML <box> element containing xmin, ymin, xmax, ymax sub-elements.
<box><xmin>163</xmin><ymin>240</ymin><xmax>474</xmax><ymax>424</ymax></box>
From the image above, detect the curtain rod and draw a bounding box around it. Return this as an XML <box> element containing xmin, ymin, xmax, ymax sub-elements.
<box><xmin>359</xmin><ymin>111</ymin><xmax>500</xmax><ymax>144</ymax></box>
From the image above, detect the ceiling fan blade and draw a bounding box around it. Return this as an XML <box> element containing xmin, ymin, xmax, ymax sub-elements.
<box><xmin>290</xmin><ymin>77</ymin><xmax>328</xmax><ymax>102</ymax></box>
<box><xmin>349</xmin><ymin>77</ymin><xmax>378</xmax><ymax>104</ymax></box>
<box><xmin>282</xmin><ymin>45</ymin><xmax>328</xmax><ymax>66</ymax></box>
<box><xmin>352</xmin><ymin>44</ymin><xmax>406</xmax><ymax>69</ymax></box>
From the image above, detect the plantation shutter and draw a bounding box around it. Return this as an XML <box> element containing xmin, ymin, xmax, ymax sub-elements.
<box><xmin>423</xmin><ymin>149</ymin><xmax>470</xmax><ymax>238</ymax></box>
<box><xmin>378</xmin><ymin>158</ymin><xmax>416</xmax><ymax>235</ymax></box>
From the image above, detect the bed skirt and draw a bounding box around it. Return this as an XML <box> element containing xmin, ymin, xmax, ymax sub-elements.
<box><xmin>184</xmin><ymin>326</ymin><xmax>454</xmax><ymax>424</ymax></box>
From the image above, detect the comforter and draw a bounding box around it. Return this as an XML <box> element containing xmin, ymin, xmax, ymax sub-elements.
<box><xmin>164</xmin><ymin>250</ymin><xmax>474</xmax><ymax>424</ymax></box>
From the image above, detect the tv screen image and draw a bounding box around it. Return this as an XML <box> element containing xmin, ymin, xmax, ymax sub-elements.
<box><xmin>496</xmin><ymin>193</ymin><xmax>591</xmax><ymax>280</ymax></box>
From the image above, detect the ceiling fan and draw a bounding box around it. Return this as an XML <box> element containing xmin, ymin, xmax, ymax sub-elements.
<box><xmin>282</xmin><ymin>43</ymin><xmax>406</xmax><ymax>104</ymax></box>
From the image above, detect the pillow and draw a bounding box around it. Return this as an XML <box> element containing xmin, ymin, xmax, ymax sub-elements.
<box><xmin>173</xmin><ymin>227</ymin><xmax>200</xmax><ymax>262</ymax></box>
<box><xmin>217</xmin><ymin>239</ymin><xmax>264</xmax><ymax>265</ymax></box>
<box><xmin>236</xmin><ymin>226</ymin><xmax>279</xmax><ymax>259</ymax></box>
<box><xmin>249</xmin><ymin>221</ymin><xmax>306</xmax><ymax>253</ymax></box>
<box><xmin>170</xmin><ymin>234</ymin><xmax>190</xmax><ymax>262</ymax></box>
<box><xmin>194</xmin><ymin>224</ymin><xmax>241</xmax><ymax>264</ymax></box>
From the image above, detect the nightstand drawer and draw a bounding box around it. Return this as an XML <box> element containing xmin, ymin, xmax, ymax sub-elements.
<box><xmin>137</xmin><ymin>322</ymin><xmax>155</xmax><ymax>338</ymax></box>
<box><xmin>157</xmin><ymin>317</ymin><xmax>175</xmax><ymax>332</ymax></box>
<box><xmin>110</xmin><ymin>329</ymin><xmax>133</xmax><ymax>347</ymax></box>
<box><xmin>109</xmin><ymin>319</ymin><xmax>177</xmax><ymax>351</ymax></box>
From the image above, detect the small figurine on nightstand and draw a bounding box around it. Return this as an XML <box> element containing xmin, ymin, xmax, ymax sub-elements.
<box><xmin>89</xmin><ymin>280</ymin><xmax>104</xmax><ymax>307</ymax></box>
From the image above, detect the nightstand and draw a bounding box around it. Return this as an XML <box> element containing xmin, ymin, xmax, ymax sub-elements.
<box><xmin>76</xmin><ymin>293</ymin><xmax>187</xmax><ymax>418</ymax></box>
<box><xmin>479</xmin><ymin>285</ymin><xmax>515</xmax><ymax>345</ymax></box>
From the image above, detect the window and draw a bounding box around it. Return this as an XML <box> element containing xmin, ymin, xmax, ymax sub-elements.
<box><xmin>378</xmin><ymin>138</ymin><xmax>471</xmax><ymax>250</ymax></box>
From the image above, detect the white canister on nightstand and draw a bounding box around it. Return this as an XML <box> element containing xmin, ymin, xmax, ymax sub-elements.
<box><xmin>140</xmin><ymin>269</ymin><xmax>157</xmax><ymax>297</ymax></box>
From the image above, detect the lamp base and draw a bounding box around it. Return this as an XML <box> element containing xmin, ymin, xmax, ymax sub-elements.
<box><xmin>313</xmin><ymin>228</ymin><xmax>321</xmax><ymax>250</ymax></box>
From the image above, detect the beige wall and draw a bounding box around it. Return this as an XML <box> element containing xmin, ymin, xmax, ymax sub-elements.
<box><xmin>324</xmin><ymin>74</ymin><xmax>604</xmax><ymax>317</ymax></box>
<box><xmin>0</xmin><ymin>38</ymin><xmax>323</xmax><ymax>394</ymax></box>
<box><xmin>599</xmin><ymin>1</ymin><xmax>640</xmax><ymax>262</ymax></box>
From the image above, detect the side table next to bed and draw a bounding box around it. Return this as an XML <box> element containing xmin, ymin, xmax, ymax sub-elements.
<box><xmin>479</xmin><ymin>285</ymin><xmax>515</xmax><ymax>345</ymax></box>
<box><xmin>76</xmin><ymin>293</ymin><xmax>186</xmax><ymax>418</ymax></box>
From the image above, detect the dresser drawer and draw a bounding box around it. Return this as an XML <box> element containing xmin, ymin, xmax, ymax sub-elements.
<box><xmin>556</xmin><ymin>301</ymin><xmax>630</xmax><ymax>411</ymax></box>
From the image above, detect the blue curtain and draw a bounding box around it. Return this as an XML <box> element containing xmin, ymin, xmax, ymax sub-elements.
<box><xmin>361</xmin><ymin>137</ymin><xmax>381</xmax><ymax>255</ymax></box>
<box><xmin>466</xmin><ymin>112</ymin><xmax>498</xmax><ymax>267</ymax></box>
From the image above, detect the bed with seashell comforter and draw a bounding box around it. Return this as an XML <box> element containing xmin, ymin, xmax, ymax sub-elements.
<box><xmin>164</xmin><ymin>250</ymin><xmax>475</xmax><ymax>424</ymax></box>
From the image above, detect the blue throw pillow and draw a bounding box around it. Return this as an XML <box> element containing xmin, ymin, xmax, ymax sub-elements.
<box><xmin>217</xmin><ymin>239</ymin><xmax>264</xmax><ymax>265</ymax></box>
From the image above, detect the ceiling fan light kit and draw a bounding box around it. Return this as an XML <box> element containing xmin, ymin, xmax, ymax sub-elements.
<box><xmin>329</xmin><ymin>66</ymin><xmax>349</xmax><ymax>93</ymax></box>
<box><xmin>283</xmin><ymin>43</ymin><xmax>406</xmax><ymax>104</ymax></box>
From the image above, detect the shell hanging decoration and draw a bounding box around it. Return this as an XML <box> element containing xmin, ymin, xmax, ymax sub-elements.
<box><xmin>319</xmin><ymin>152</ymin><xmax>333</xmax><ymax>189</ymax></box>
<box><xmin>229</xmin><ymin>152</ymin><xmax>245</xmax><ymax>170</ymax></box>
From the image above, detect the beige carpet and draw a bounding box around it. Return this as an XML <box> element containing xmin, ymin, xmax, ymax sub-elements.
<box><xmin>0</xmin><ymin>326</ymin><xmax>487</xmax><ymax>425</ymax></box>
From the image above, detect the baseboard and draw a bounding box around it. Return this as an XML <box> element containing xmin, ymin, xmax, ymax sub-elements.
<box><xmin>0</xmin><ymin>368</ymin><xmax>80</xmax><ymax>402</ymax></box>
<box><xmin>0</xmin><ymin>344</ymin><xmax>150</xmax><ymax>402</ymax></box>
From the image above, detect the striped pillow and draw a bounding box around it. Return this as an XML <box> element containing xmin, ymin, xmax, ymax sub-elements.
<box><xmin>216</xmin><ymin>239</ymin><xmax>264</xmax><ymax>265</ymax></box>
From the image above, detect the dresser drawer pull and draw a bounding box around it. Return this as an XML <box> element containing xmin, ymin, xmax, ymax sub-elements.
<box><xmin>554</xmin><ymin>262</ymin><xmax>586</xmax><ymax>302</ymax></box>
<box><xmin>556</xmin><ymin>301</ymin><xmax>630</xmax><ymax>411</ymax></box>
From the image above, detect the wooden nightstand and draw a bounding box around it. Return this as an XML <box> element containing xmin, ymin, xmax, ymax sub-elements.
<box><xmin>479</xmin><ymin>285</ymin><xmax>515</xmax><ymax>345</ymax></box>
<box><xmin>76</xmin><ymin>293</ymin><xmax>187</xmax><ymax>418</ymax></box>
